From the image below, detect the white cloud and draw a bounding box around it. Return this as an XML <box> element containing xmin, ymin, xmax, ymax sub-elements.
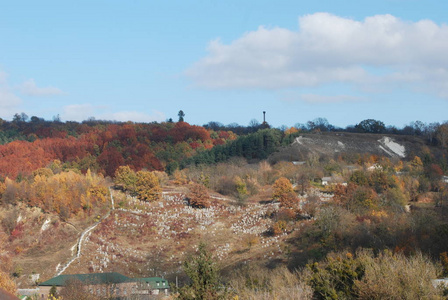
<box><xmin>20</xmin><ymin>79</ymin><xmax>64</xmax><ymax>96</ymax></box>
<box><xmin>282</xmin><ymin>93</ymin><xmax>366</xmax><ymax>104</ymax></box>
<box><xmin>61</xmin><ymin>103</ymin><xmax>166</xmax><ymax>123</ymax></box>
<box><xmin>186</xmin><ymin>13</ymin><xmax>448</xmax><ymax>98</ymax></box>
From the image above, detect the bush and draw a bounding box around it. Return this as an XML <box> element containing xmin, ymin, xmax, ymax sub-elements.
<box><xmin>188</xmin><ymin>184</ymin><xmax>211</xmax><ymax>208</ymax></box>
<box><xmin>306</xmin><ymin>249</ymin><xmax>443</xmax><ymax>299</ymax></box>
<box><xmin>356</xmin><ymin>250</ymin><xmax>441</xmax><ymax>299</ymax></box>
<box><xmin>307</xmin><ymin>252</ymin><xmax>364</xmax><ymax>299</ymax></box>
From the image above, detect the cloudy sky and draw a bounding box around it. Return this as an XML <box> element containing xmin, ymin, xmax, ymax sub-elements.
<box><xmin>1</xmin><ymin>0</ymin><xmax>447</xmax><ymax>128</ymax></box>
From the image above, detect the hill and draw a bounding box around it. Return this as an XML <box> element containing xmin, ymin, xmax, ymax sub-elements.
<box><xmin>1</xmin><ymin>119</ymin><xmax>448</xmax><ymax>298</ymax></box>
<box><xmin>268</xmin><ymin>132</ymin><xmax>438</xmax><ymax>164</ymax></box>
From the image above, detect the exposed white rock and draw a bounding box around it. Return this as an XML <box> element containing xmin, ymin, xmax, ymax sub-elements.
<box><xmin>378</xmin><ymin>137</ymin><xmax>406</xmax><ymax>158</ymax></box>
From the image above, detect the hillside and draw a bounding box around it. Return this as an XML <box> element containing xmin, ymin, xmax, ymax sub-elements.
<box><xmin>268</xmin><ymin>132</ymin><xmax>433</xmax><ymax>164</ymax></box>
<box><xmin>1</xmin><ymin>120</ymin><xmax>448</xmax><ymax>299</ymax></box>
<box><xmin>2</xmin><ymin>185</ymin><xmax>299</xmax><ymax>288</ymax></box>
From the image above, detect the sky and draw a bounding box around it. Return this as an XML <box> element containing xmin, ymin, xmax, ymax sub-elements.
<box><xmin>1</xmin><ymin>0</ymin><xmax>448</xmax><ymax>128</ymax></box>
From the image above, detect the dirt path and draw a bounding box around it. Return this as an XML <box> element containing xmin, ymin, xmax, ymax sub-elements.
<box><xmin>54</xmin><ymin>188</ymin><xmax>115</xmax><ymax>276</ymax></box>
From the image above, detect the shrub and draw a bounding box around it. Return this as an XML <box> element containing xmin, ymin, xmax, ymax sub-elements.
<box><xmin>188</xmin><ymin>184</ymin><xmax>211</xmax><ymax>208</ymax></box>
<box><xmin>355</xmin><ymin>250</ymin><xmax>441</xmax><ymax>299</ymax></box>
<box><xmin>306</xmin><ymin>249</ymin><xmax>443</xmax><ymax>299</ymax></box>
<box><xmin>271</xmin><ymin>220</ymin><xmax>287</xmax><ymax>236</ymax></box>
<box><xmin>307</xmin><ymin>252</ymin><xmax>364</xmax><ymax>299</ymax></box>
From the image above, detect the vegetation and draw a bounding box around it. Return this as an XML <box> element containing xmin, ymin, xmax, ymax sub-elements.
<box><xmin>177</xmin><ymin>242</ymin><xmax>224</xmax><ymax>300</ymax></box>
<box><xmin>0</xmin><ymin>269</ymin><xmax>17</xmax><ymax>295</ymax></box>
<box><xmin>1</xmin><ymin>114</ymin><xmax>448</xmax><ymax>298</ymax></box>
<box><xmin>306</xmin><ymin>250</ymin><xmax>442</xmax><ymax>299</ymax></box>
<box><xmin>188</xmin><ymin>183</ymin><xmax>211</xmax><ymax>208</ymax></box>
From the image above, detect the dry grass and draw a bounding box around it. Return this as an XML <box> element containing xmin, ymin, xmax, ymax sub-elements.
<box><xmin>228</xmin><ymin>265</ymin><xmax>312</xmax><ymax>300</ymax></box>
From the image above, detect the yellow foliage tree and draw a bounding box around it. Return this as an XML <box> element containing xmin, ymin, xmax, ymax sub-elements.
<box><xmin>135</xmin><ymin>170</ymin><xmax>161</xmax><ymax>202</ymax></box>
<box><xmin>114</xmin><ymin>165</ymin><xmax>137</xmax><ymax>192</ymax></box>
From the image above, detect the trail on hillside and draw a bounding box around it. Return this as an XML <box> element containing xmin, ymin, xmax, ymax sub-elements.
<box><xmin>54</xmin><ymin>188</ymin><xmax>115</xmax><ymax>276</ymax></box>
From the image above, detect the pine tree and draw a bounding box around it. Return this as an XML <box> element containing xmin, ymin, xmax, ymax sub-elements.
<box><xmin>178</xmin><ymin>242</ymin><xmax>223</xmax><ymax>300</ymax></box>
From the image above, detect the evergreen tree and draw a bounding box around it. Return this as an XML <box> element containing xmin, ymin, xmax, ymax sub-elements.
<box><xmin>178</xmin><ymin>242</ymin><xmax>224</xmax><ymax>300</ymax></box>
<box><xmin>178</xmin><ymin>110</ymin><xmax>185</xmax><ymax>122</ymax></box>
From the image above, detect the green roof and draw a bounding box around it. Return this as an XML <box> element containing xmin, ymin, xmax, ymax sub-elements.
<box><xmin>131</xmin><ymin>277</ymin><xmax>169</xmax><ymax>289</ymax></box>
<box><xmin>39</xmin><ymin>272</ymin><xmax>130</xmax><ymax>286</ymax></box>
<box><xmin>39</xmin><ymin>273</ymin><xmax>169</xmax><ymax>290</ymax></box>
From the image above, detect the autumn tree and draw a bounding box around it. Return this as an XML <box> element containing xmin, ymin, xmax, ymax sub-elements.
<box><xmin>188</xmin><ymin>183</ymin><xmax>211</xmax><ymax>208</ymax></box>
<box><xmin>135</xmin><ymin>170</ymin><xmax>161</xmax><ymax>202</ymax></box>
<box><xmin>59</xmin><ymin>278</ymin><xmax>99</xmax><ymax>300</ymax></box>
<box><xmin>296</xmin><ymin>173</ymin><xmax>310</xmax><ymax>196</ymax></box>
<box><xmin>114</xmin><ymin>165</ymin><xmax>137</xmax><ymax>192</ymax></box>
<box><xmin>435</xmin><ymin>122</ymin><xmax>448</xmax><ymax>148</ymax></box>
<box><xmin>279</xmin><ymin>192</ymin><xmax>299</xmax><ymax>209</ymax></box>
<box><xmin>272</xmin><ymin>177</ymin><xmax>294</xmax><ymax>200</ymax></box>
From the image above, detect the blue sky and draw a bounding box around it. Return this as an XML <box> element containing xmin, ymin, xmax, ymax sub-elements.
<box><xmin>1</xmin><ymin>0</ymin><xmax>448</xmax><ymax>128</ymax></box>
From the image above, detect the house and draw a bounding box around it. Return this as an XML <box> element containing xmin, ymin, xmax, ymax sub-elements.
<box><xmin>132</xmin><ymin>277</ymin><xmax>170</xmax><ymax>296</ymax></box>
<box><xmin>321</xmin><ymin>176</ymin><xmax>346</xmax><ymax>186</ymax></box>
<box><xmin>432</xmin><ymin>278</ymin><xmax>448</xmax><ymax>288</ymax></box>
<box><xmin>321</xmin><ymin>177</ymin><xmax>332</xmax><ymax>186</ymax></box>
<box><xmin>38</xmin><ymin>272</ymin><xmax>169</xmax><ymax>299</ymax></box>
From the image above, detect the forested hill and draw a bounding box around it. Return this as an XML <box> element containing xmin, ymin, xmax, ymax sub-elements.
<box><xmin>182</xmin><ymin>129</ymin><xmax>290</xmax><ymax>166</ymax></box>
<box><xmin>1</xmin><ymin>116</ymin><xmax>448</xmax><ymax>179</ymax></box>
<box><xmin>0</xmin><ymin>118</ymin><xmax>237</xmax><ymax>179</ymax></box>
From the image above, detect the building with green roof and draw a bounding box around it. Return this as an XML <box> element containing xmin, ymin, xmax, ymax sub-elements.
<box><xmin>38</xmin><ymin>272</ymin><xmax>169</xmax><ymax>299</ymax></box>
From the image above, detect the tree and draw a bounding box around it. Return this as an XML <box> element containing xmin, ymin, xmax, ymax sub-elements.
<box><xmin>178</xmin><ymin>242</ymin><xmax>223</xmax><ymax>300</ymax></box>
<box><xmin>188</xmin><ymin>183</ymin><xmax>211</xmax><ymax>208</ymax></box>
<box><xmin>279</xmin><ymin>191</ymin><xmax>299</xmax><ymax>209</ymax></box>
<box><xmin>12</xmin><ymin>112</ymin><xmax>28</xmax><ymax>123</ymax></box>
<box><xmin>114</xmin><ymin>165</ymin><xmax>137</xmax><ymax>192</ymax></box>
<box><xmin>435</xmin><ymin>122</ymin><xmax>448</xmax><ymax>148</ymax></box>
<box><xmin>355</xmin><ymin>119</ymin><xmax>386</xmax><ymax>133</ymax></box>
<box><xmin>307</xmin><ymin>117</ymin><xmax>333</xmax><ymax>132</ymax></box>
<box><xmin>49</xmin><ymin>285</ymin><xmax>58</xmax><ymax>298</ymax></box>
<box><xmin>135</xmin><ymin>170</ymin><xmax>161</xmax><ymax>202</ymax></box>
<box><xmin>59</xmin><ymin>278</ymin><xmax>98</xmax><ymax>300</ymax></box>
<box><xmin>296</xmin><ymin>173</ymin><xmax>310</xmax><ymax>196</ymax></box>
<box><xmin>272</xmin><ymin>177</ymin><xmax>294</xmax><ymax>200</ymax></box>
<box><xmin>178</xmin><ymin>110</ymin><xmax>185</xmax><ymax>122</ymax></box>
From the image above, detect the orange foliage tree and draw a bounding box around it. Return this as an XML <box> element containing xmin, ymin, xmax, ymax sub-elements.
<box><xmin>188</xmin><ymin>183</ymin><xmax>211</xmax><ymax>208</ymax></box>
<box><xmin>272</xmin><ymin>177</ymin><xmax>294</xmax><ymax>200</ymax></box>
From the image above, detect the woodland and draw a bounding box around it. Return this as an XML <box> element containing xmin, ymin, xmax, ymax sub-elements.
<box><xmin>1</xmin><ymin>113</ymin><xmax>448</xmax><ymax>299</ymax></box>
